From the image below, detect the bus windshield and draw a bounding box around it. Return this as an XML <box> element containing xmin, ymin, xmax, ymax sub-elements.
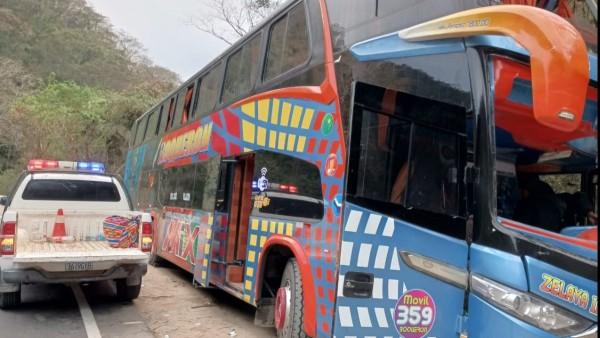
<box><xmin>492</xmin><ymin>55</ymin><xmax>598</xmax><ymax>241</ymax></box>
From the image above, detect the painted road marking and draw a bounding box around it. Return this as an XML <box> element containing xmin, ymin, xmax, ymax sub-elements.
<box><xmin>70</xmin><ymin>284</ymin><xmax>102</xmax><ymax>338</ymax></box>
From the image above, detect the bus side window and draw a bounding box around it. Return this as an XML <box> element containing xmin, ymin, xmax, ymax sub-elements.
<box><xmin>177</xmin><ymin>165</ymin><xmax>196</xmax><ymax>209</ymax></box>
<box><xmin>130</xmin><ymin>121</ymin><xmax>139</xmax><ymax>147</ymax></box>
<box><xmin>264</xmin><ymin>3</ymin><xmax>310</xmax><ymax>81</ymax></box>
<box><xmin>191</xmin><ymin>158</ymin><xmax>219</xmax><ymax>212</ymax></box>
<box><xmin>222</xmin><ymin>33</ymin><xmax>262</xmax><ymax>104</ymax></box>
<box><xmin>134</xmin><ymin>116</ymin><xmax>148</xmax><ymax>147</ymax></box>
<box><xmin>160</xmin><ymin>167</ymin><xmax>179</xmax><ymax>206</ymax></box>
<box><xmin>165</xmin><ymin>96</ymin><xmax>176</xmax><ymax>131</ymax></box>
<box><xmin>172</xmin><ymin>91</ymin><xmax>185</xmax><ymax>129</ymax></box>
<box><xmin>142</xmin><ymin>111</ymin><xmax>153</xmax><ymax>142</ymax></box>
<box><xmin>182</xmin><ymin>84</ymin><xmax>194</xmax><ymax>124</ymax></box>
<box><xmin>251</xmin><ymin>151</ymin><xmax>324</xmax><ymax>222</ymax></box>
<box><xmin>196</xmin><ymin>63</ymin><xmax>223</xmax><ymax>116</ymax></box>
<box><xmin>155</xmin><ymin>105</ymin><xmax>164</xmax><ymax>136</ymax></box>
<box><xmin>191</xmin><ymin>79</ymin><xmax>201</xmax><ymax>119</ymax></box>
<box><xmin>347</xmin><ymin>82</ymin><xmax>469</xmax><ymax>237</ymax></box>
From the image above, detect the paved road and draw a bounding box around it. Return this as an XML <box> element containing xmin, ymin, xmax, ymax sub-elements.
<box><xmin>0</xmin><ymin>281</ymin><xmax>154</xmax><ymax>338</ymax></box>
<box><xmin>0</xmin><ymin>263</ymin><xmax>275</xmax><ymax>338</ymax></box>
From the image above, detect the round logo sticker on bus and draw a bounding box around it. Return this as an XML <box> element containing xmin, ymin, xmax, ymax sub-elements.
<box><xmin>394</xmin><ymin>289</ymin><xmax>436</xmax><ymax>338</ymax></box>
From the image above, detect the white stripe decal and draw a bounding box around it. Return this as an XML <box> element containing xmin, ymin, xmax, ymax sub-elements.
<box><xmin>364</xmin><ymin>214</ymin><xmax>382</xmax><ymax>235</ymax></box>
<box><xmin>374</xmin><ymin>308</ymin><xmax>389</xmax><ymax>328</ymax></box>
<box><xmin>345</xmin><ymin>210</ymin><xmax>362</xmax><ymax>232</ymax></box>
<box><xmin>374</xmin><ymin>245</ymin><xmax>389</xmax><ymax>269</ymax></box>
<box><xmin>403</xmin><ymin>282</ymin><xmax>408</xmax><ymax>294</ymax></box>
<box><xmin>339</xmin><ymin>306</ymin><xmax>353</xmax><ymax>327</ymax></box>
<box><xmin>338</xmin><ymin>275</ymin><xmax>345</xmax><ymax>297</ymax></box>
<box><xmin>340</xmin><ymin>241</ymin><xmax>353</xmax><ymax>266</ymax></box>
<box><xmin>357</xmin><ymin>307</ymin><xmax>372</xmax><ymax>327</ymax></box>
<box><xmin>390</xmin><ymin>247</ymin><xmax>401</xmax><ymax>270</ymax></box>
<box><xmin>357</xmin><ymin>243</ymin><xmax>372</xmax><ymax>268</ymax></box>
<box><xmin>382</xmin><ymin>217</ymin><xmax>395</xmax><ymax>237</ymax></box>
<box><xmin>373</xmin><ymin>278</ymin><xmax>383</xmax><ymax>299</ymax></box>
<box><xmin>388</xmin><ymin>279</ymin><xmax>399</xmax><ymax>300</ymax></box>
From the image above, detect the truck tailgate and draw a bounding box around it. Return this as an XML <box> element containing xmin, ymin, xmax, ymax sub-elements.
<box><xmin>14</xmin><ymin>241</ymin><xmax>148</xmax><ymax>272</ymax></box>
<box><xmin>15</xmin><ymin>241</ymin><xmax>147</xmax><ymax>262</ymax></box>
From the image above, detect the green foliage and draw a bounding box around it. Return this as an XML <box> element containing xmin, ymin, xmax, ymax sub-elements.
<box><xmin>0</xmin><ymin>0</ymin><xmax>180</xmax><ymax>193</ymax></box>
<box><xmin>0</xmin><ymin>169</ymin><xmax>21</xmax><ymax>196</ymax></box>
<box><xmin>0</xmin><ymin>0</ymin><xmax>179</xmax><ymax>91</ymax></box>
<box><xmin>1</xmin><ymin>80</ymin><xmax>164</xmax><ymax>178</ymax></box>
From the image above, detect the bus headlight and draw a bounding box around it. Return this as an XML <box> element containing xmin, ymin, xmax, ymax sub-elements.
<box><xmin>471</xmin><ymin>274</ymin><xmax>592</xmax><ymax>336</ymax></box>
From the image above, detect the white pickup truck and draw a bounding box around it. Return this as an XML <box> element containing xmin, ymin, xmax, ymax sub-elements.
<box><xmin>0</xmin><ymin>162</ymin><xmax>152</xmax><ymax>308</ymax></box>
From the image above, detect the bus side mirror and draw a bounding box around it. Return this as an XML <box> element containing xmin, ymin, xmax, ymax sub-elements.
<box><xmin>398</xmin><ymin>5</ymin><xmax>590</xmax><ymax>132</ymax></box>
<box><xmin>0</xmin><ymin>196</ymin><xmax>7</xmax><ymax>206</ymax></box>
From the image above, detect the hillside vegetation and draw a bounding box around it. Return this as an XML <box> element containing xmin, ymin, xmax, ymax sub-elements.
<box><xmin>0</xmin><ymin>0</ymin><xmax>179</xmax><ymax>194</ymax></box>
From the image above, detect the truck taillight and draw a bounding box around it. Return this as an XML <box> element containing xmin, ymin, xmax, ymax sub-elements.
<box><xmin>1</xmin><ymin>221</ymin><xmax>16</xmax><ymax>256</ymax></box>
<box><xmin>141</xmin><ymin>221</ymin><xmax>153</xmax><ymax>252</ymax></box>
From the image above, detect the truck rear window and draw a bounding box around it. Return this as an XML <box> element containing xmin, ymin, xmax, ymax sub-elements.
<box><xmin>22</xmin><ymin>179</ymin><xmax>121</xmax><ymax>202</ymax></box>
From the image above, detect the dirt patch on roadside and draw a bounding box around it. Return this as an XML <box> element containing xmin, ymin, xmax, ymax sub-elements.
<box><xmin>134</xmin><ymin>264</ymin><xmax>275</xmax><ymax>338</ymax></box>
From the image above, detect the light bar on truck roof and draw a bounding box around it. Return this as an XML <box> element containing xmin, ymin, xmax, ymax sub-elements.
<box><xmin>28</xmin><ymin>159</ymin><xmax>105</xmax><ymax>173</ymax></box>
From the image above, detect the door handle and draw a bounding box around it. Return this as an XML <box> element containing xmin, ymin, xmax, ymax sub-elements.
<box><xmin>343</xmin><ymin>272</ymin><xmax>374</xmax><ymax>298</ymax></box>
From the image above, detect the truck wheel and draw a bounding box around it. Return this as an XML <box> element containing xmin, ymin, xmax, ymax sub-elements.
<box><xmin>275</xmin><ymin>258</ymin><xmax>307</xmax><ymax>338</ymax></box>
<box><xmin>0</xmin><ymin>290</ymin><xmax>21</xmax><ymax>309</ymax></box>
<box><xmin>115</xmin><ymin>279</ymin><xmax>141</xmax><ymax>301</ymax></box>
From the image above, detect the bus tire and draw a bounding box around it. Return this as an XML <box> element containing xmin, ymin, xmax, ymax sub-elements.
<box><xmin>0</xmin><ymin>289</ymin><xmax>21</xmax><ymax>309</ymax></box>
<box><xmin>275</xmin><ymin>258</ymin><xmax>308</xmax><ymax>338</ymax></box>
<box><xmin>115</xmin><ymin>279</ymin><xmax>141</xmax><ymax>301</ymax></box>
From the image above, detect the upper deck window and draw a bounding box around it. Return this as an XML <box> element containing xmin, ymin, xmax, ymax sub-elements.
<box><xmin>182</xmin><ymin>84</ymin><xmax>194</xmax><ymax>124</ymax></box>
<box><xmin>133</xmin><ymin>117</ymin><xmax>148</xmax><ymax>146</ymax></box>
<box><xmin>222</xmin><ymin>34</ymin><xmax>262</xmax><ymax>104</ymax></box>
<box><xmin>145</xmin><ymin>109</ymin><xmax>159</xmax><ymax>140</ymax></box>
<box><xmin>196</xmin><ymin>63</ymin><xmax>223</xmax><ymax>116</ymax></box>
<box><xmin>165</xmin><ymin>96</ymin><xmax>177</xmax><ymax>131</ymax></box>
<box><xmin>264</xmin><ymin>3</ymin><xmax>310</xmax><ymax>81</ymax></box>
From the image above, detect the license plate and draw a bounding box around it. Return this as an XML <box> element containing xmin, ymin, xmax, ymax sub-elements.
<box><xmin>65</xmin><ymin>262</ymin><xmax>94</xmax><ymax>272</ymax></box>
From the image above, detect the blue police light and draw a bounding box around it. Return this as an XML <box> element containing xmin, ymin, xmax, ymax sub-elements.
<box><xmin>77</xmin><ymin>161</ymin><xmax>105</xmax><ymax>173</ymax></box>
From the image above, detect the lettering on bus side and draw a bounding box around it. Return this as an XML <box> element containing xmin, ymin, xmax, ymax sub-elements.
<box><xmin>539</xmin><ymin>273</ymin><xmax>597</xmax><ymax>315</ymax></box>
<box><xmin>157</xmin><ymin>122</ymin><xmax>213</xmax><ymax>164</ymax></box>
<box><xmin>161</xmin><ymin>217</ymin><xmax>201</xmax><ymax>263</ymax></box>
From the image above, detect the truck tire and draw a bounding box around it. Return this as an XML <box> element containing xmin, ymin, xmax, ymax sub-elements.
<box><xmin>275</xmin><ymin>258</ymin><xmax>308</xmax><ymax>338</ymax></box>
<box><xmin>0</xmin><ymin>290</ymin><xmax>21</xmax><ymax>309</ymax></box>
<box><xmin>115</xmin><ymin>279</ymin><xmax>141</xmax><ymax>301</ymax></box>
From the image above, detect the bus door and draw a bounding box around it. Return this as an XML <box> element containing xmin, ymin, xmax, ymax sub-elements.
<box><xmin>334</xmin><ymin>50</ymin><xmax>475</xmax><ymax>336</ymax></box>
<box><xmin>209</xmin><ymin>155</ymin><xmax>255</xmax><ymax>293</ymax></box>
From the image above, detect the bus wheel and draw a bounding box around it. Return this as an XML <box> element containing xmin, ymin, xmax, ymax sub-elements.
<box><xmin>275</xmin><ymin>258</ymin><xmax>307</xmax><ymax>338</ymax></box>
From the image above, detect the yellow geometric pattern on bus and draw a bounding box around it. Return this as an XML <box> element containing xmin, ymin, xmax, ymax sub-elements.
<box><xmin>242</xmin><ymin>217</ymin><xmax>295</xmax><ymax>303</ymax></box>
<box><xmin>239</xmin><ymin>98</ymin><xmax>315</xmax><ymax>154</ymax></box>
<box><xmin>198</xmin><ymin>213</ymin><xmax>214</xmax><ymax>285</ymax></box>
